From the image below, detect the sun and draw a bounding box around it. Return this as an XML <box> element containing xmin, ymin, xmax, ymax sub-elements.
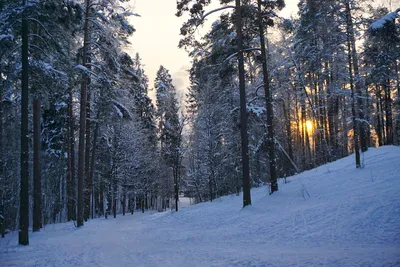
<box><xmin>306</xmin><ymin>120</ymin><xmax>313</xmax><ymax>133</ymax></box>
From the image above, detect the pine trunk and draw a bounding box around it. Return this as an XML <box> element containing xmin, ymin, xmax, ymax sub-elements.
<box><xmin>257</xmin><ymin>0</ymin><xmax>277</xmax><ymax>194</ymax></box>
<box><xmin>235</xmin><ymin>0</ymin><xmax>251</xmax><ymax>206</ymax></box>
<box><xmin>89</xmin><ymin>120</ymin><xmax>99</xmax><ymax>219</ymax></box>
<box><xmin>346</xmin><ymin>12</ymin><xmax>361</xmax><ymax>168</ymax></box>
<box><xmin>174</xmin><ymin>167</ymin><xmax>179</xmax><ymax>212</ymax></box>
<box><xmin>0</xmin><ymin>82</ymin><xmax>4</xmax><ymax>238</ymax></box>
<box><xmin>67</xmin><ymin>85</ymin><xmax>75</xmax><ymax>221</ymax></box>
<box><xmin>77</xmin><ymin>0</ymin><xmax>91</xmax><ymax>227</ymax></box>
<box><xmin>384</xmin><ymin>81</ymin><xmax>393</xmax><ymax>145</ymax></box>
<box><xmin>19</xmin><ymin>0</ymin><xmax>30</xmax><ymax>245</ymax></box>
<box><xmin>345</xmin><ymin>2</ymin><xmax>368</xmax><ymax>152</ymax></box>
<box><xmin>32</xmin><ymin>99</ymin><xmax>42</xmax><ymax>232</ymax></box>
<box><xmin>396</xmin><ymin>61</ymin><xmax>400</xmax><ymax>145</ymax></box>
<box><xmin>84</xmin><ymin>93</ymin><xmax>91</xmax><ymax>221</ymax></box>
<box><xmin>376</xmin><ymin>88</ymin><xmax>383</xmax><ymax>146</ymax></box>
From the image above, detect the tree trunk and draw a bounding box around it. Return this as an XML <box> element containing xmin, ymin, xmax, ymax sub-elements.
<box><xmin>77</xmin><ymin>0</ymin><xmax>91</xmax><ymax>227</ymax></box>
<box><xmin>235</xmin><ymin>0</ymin><xmax>251</xmax><ymax>207</ymax></box>
<box><xmin>0</xmin><ymin>80</ymin><xmax>4</xmax><ymax>238</ymax></box>
<box><xmin>327</xmin><ymin>73</ymin><xmax>337</xmax><ymax>157</ymax></box>
<box><xmin>257</xmin><ymin>0</ymin><xmax>277</xmax><ymax>194</ymax></box>
<box><xmin>84</xmin><ymin>92</ymin><xmax>91</xmax><ymax>221</ymax></box>
<box><xmin>67</xmin><ymin>84</ymin><xmax>75</xmax><ymax>221</ymax></box>
<box><xmin>384</xmin><ymin>80</ymin><xmax>393</xmax><ymax>145</ymax></box>
<box><xmin>19</xmin><ymin>0</ymin><xmax>29</xmax><ymax>245</ymax></box>
<box><xmin>99</xmin><ymin>177</ymin><xmax>104</xmax><ymax>216</ymax></box>
<box><xmin>345</xmin><ymin>2</ymin><xmax>368</xmax><ymax>152</ymax></box>
<box><xmin>33</xmin><ymin>99</ymin><xmax>42</xmax><ymax>232</ymax></box>
<box><xmin>396</xmin><ymin>61</ymin><xmax>400</xmax><ymax>145</ymax></box>
<box><xmin>376</xmin><ymin>88</ymin><xmax>383</xmax><ymax>146</ymax></box>
<box><xmin>113</xmin><ymin>199</ymin><xmax>117</xmax><ymax>218</ymax></box>
<box><xmin>345</xmin><ymin>12</ymin><xmax>361</xmax><ymax>168</ymax></box>
<box><xmin>380</xmin><ymin>89</ymin><xmax>386</xmax><ymax>143</ymax></box>
<box><xmin>89</xmin><ymin>120</ymin><xmax>99</xmax><ymax>219</ymax></box>
<box><xmin>122</xmin><ymin>191</ymin><xmax>126</xmax><ymax>216</ymax></box>
<box><xmin>174</xmin><ymin>167</ymin><xmax>179</xmax><ymax>212</ymax></box>
<box><xmin>341</xmin><ymin>95</ymin><xmax>349</xmax><ymax>156</ymax></box>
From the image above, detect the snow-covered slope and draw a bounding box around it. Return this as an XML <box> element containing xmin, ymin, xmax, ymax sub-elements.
<box><xmin>1</xmin><ymin>146</ymin><xmax>400</xmax><ymax>266</ymax></box>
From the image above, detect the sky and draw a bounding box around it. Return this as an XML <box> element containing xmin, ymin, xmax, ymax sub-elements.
<box><xmin>128</xmin><ymin>0</ymin><xmax>299</xmax><ymax>99</ymax></box>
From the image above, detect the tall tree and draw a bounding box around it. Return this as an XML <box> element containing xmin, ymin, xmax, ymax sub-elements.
<box><xmin>256</xmin><ymin>0</ymin><xmax>285</xmax><ymax>193</ymax></box>
<box><xmin>345</xmin><ymin>0</ymin><xmax>368</xmax><ymax>153</ymax></box>
<box><xmin>235</xmin><ymin>0</ymin><xmax>251</xmax><ymax>207</ymax></box>
<box><xmin>155</xmin><ymin>66</ymin><xmax>181</xmax><ymax>209</ymax></box>
<box><xmin>19</xmin><ymin>0</ymin><xmax>29</xmax><ymax>245</ymax></box>
<box><xmin>77</xmin><ymin>0</ymin><xmax>91</xmax><ymax>227</ymax></box>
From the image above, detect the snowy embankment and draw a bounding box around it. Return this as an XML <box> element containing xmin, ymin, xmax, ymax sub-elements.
<box><xmin>1</xmin><ymin>146</ymin><xmax>400</xmax><ymax>266</ymax></box>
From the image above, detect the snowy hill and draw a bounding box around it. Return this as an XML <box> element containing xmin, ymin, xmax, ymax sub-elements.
<box><xmin>1</xmin><ymin>146</ymin><xmax>400</xmax><ymax>266</ymax></box>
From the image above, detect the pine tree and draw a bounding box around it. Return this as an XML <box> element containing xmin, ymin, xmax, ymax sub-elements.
<box><xmin>19</xmin><ymin>0</ymin><xmax>29</xmax><ymax>245</ymax></box>
<box><xmin>155</xmin><ymin>66</ymin><xmax>181</xmax><ymax>210</ymax></box>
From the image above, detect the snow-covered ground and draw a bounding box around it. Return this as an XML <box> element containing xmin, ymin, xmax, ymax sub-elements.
<box><xmin>1</xmin><ymin>146</ymin><xmax>400</xmax><ymax>266</ymax></box>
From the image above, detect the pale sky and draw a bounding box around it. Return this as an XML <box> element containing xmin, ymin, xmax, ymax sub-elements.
<box><xmin>128</xmin><ymin>0</ymin><xmax>299</xmax><ymax>100</ymax></box>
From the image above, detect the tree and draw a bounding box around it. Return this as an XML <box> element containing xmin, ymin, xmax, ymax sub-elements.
<box><xmin>256</xmin><ymin>0</ymin><xmax>285</xmax><ymax>193</ymax></box>
<box><xmin>345</xmin><ymin>0</ymin><xmax>369</xmax><ymax>153</ymax></box>
<box><xmin>177</xmin><ymin>0</ymin><xmax>253</xmax><ymax>207</ymax></box>
<box><xmin>155</xmin><ymin>66</ymin><xmax>182</xmax><ymax>210</ymax></box>
<box><xmin>76</xmin><ymin>0</ymin><xmax>91</xmax><ymax>228</ymax></box>
<box><xmin>365</xmin><ymin>7</ymin><xmax>399</xmax><ymax>146</ymax></box>
<box><xmin>19</xmin><ymin>0</ymin><xmax>29</xmax><ymax>245</ymax></box>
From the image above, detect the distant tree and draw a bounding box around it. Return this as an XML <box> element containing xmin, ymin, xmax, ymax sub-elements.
<box><xmin>155</xmin><ymin>66</ymin><xmax>182</xmax><ymax>210</ymax></box>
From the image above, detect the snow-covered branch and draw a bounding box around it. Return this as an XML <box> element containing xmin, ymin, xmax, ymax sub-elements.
<box><xmin>370</xmin><ymin>8</ymin><xmax>400</xmax><ymax>29</ymax></box>
<box><xmin>201</xmin><ymin>5</ymin><xmax>235</xmax><ymax>21</ymax></box>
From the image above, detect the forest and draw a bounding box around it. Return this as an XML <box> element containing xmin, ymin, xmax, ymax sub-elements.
<box><xmin>0</xmin><ymin>0</ymin><xmax>399</xmax><ymax>247</ymax></box>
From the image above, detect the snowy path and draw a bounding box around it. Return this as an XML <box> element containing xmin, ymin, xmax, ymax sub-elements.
<box><xmin>1</xmin><ymin>146</ymin><xmax>400</xmax><ymax>266</ymax></box>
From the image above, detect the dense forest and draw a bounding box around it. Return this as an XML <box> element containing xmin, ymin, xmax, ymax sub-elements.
<box><xmin>0</xmin><ymin>0</ymin><xmax>398</xmax><ymax>246</ymax></box>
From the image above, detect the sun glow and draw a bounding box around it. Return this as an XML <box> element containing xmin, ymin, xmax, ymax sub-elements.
<box><xmin>306</xmin><ymin>120</ymin><xmax>313</xmax><ymax>133</ymax></box>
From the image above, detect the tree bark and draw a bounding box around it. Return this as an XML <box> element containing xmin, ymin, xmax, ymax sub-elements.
<box><xmin>345</xmin><ymin>10</ymin><xmax>361</xmax><ymax>168</ymax></box>
<box><xmin>396</xmin><ymin>61</ymin><xmax>400</xmax><ymax>145</ymax></box>
<box><xmin>174</xmin><ymin>166</ymin><xmax>179</xmax><ymax>212</ymax></box>
<box><xmin>77</xmin><ymin>0</ymin><xmax>91</xmax><ymax>227</ymax></box>
<box><xmin>376</xmin><ymin>87</ymin><xmax>383</xmax><ymax>146</ymax></box>
<box><xmin>345</xmin><ymin>2</ymin><xmax>368</xmax><ymax>152</ymax></box>
<box><xmin>384</xmin><ymin>80</ymin><xmax>393</xmax><ymax>145</ymax></box>
<box><xmin>122</xmin><ymin>191</ymin><xmax>126</xmax><ymax>216</ymax></box>
<box><xmin>341</xmin><ymin>95</ymin><xmax>348</xmax><ymax>157</ymax></box>
<box><xmin>84</xmin><ymin>92</ymin><xmax>91</xmax><ymax>221</ymax></box>
<box><xmin>257</xmin><ymin>0</ymin><xmax>277</xmax><ymax>194</ymax></box>
<box><xmin>89</xmin><ymin>120</ymin><xmax>99</xmax><ymax>219</ymax></box>
<box><xmin>67</xmin><ymin>85</ymin><xmax>75</xmax><ymax>221</ymax></box>
<box><xmin>0</xmin><ymin>79</ymin><xmax>4</xmax><ymax>238</ymax></box>
<box><xmin>235</xmin><ymin>0</ymin><xmax>251</xmax><ymax>207</ymax></box>
<box><xmin>19</xmin><ymin>0</ymin><xmax>29</xmax><ymax>245</ymax></box>
<box><xmin>32</xmin><ymin>99</ymin><xmax>42</xmax><ymax>232</ymax></box>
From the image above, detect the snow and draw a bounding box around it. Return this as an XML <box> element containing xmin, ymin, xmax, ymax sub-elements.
<box><xmin>1</xmin><ymin>146</ymin><xmax>400</xmax><ymax>266</ymax></box>
<box><xmin>0</xmin><ymin>33</ymin><xmax>14</xmax><ymax>41</ymax></box>
<box><xmin>75</xmin><ymin>64</ymin><xmax>97</xmax><ymax>77</ymax></box>
<box><xmin>370</xmin><ymin>8</ymin><xmax>400</xmax><ymax>29</ymax></box>
<box><xmin>247</xmin><ymin>105</ymin><xmax>266</xmax><ymax>117</ymax></box>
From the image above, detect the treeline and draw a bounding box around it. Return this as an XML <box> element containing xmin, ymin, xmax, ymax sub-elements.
<box><xmin>0</xmin><ymin>0</ymin><xmax>184</xmax><ymax>245</ymax></box>
<box><xmin>177</xmin><ymin>0</ymin><xmax>399</xmax><ymax>202</ymax></box>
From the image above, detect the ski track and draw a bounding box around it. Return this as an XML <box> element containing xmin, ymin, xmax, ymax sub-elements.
<box><xmin>1</xmin><ymin>146</ymin><xmax>400</xmax><ymax>266</ymax></box>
